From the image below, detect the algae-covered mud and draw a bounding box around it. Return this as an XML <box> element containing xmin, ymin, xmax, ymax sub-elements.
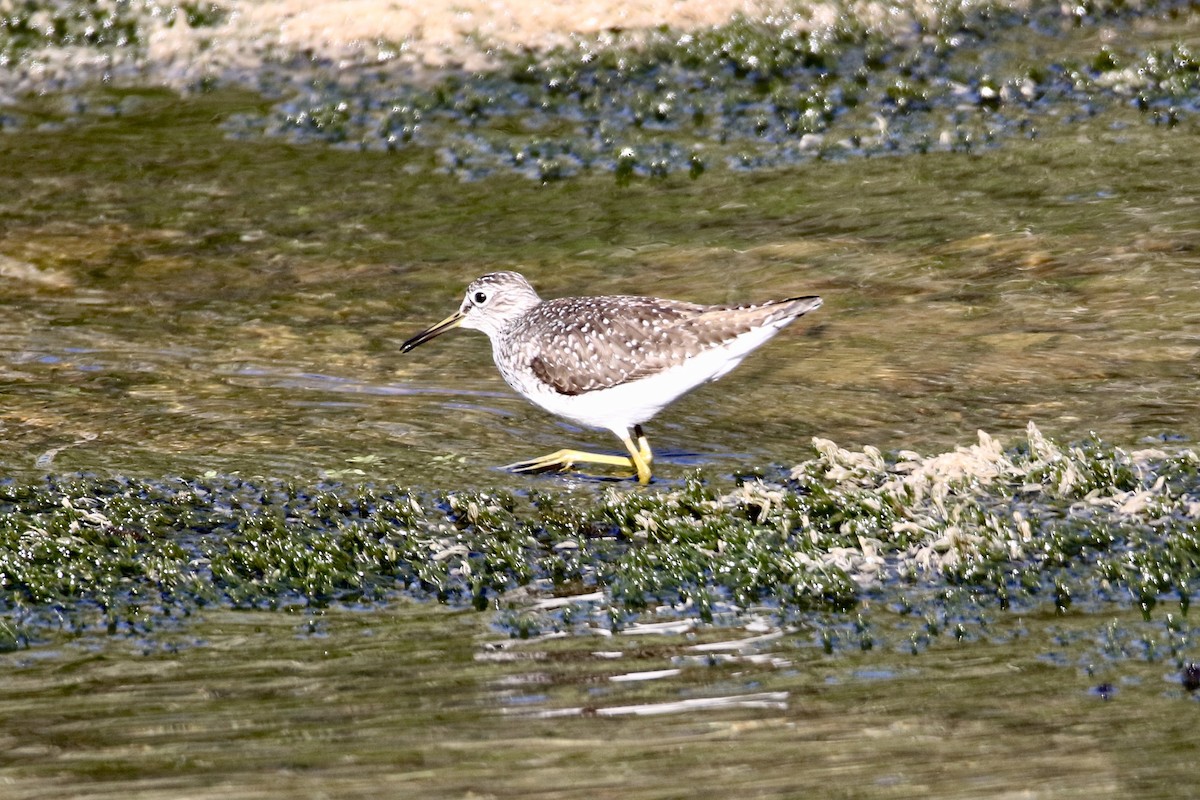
<box><xmin>2</xmin><ymin>424</ymin><xmax>1198</xmax><ymax>643</ymax></box>
<box><xmin>2</xmin><ymin>0</ymin><xmax>1200</xmax><ymax>796</ymax></box>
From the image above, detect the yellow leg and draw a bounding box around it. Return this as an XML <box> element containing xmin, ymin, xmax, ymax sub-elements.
<box><xmin>506</xmin><ymin>426</ymin><xmax>654</xmax><ymax>485</ymax></box>
<box><xmin>634</xmin><ymin>424</ymin><xmax>653</xmax><ymax>466</ymax></box>
<box><xmin>617</xmin><ymin>429</ymin><xmax>652</xmax><ymax>485</ymax></box>
<box><xmin>506</xmin><ymin>448</ymin><xmax>639</xmax><ymax>476</ymax></box>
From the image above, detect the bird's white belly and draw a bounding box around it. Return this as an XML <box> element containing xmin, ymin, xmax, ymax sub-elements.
<box><xmin>499</xmin><ymin>321</ymin><xmax>789</xmax><ymax>434</ymax></box>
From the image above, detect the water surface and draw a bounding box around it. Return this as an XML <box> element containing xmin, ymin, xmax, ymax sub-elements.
<box><xmin>2</xmin><ymin>91</ymin><xmax>1197</xmax><ymax>488</ymax></box>
<box><xmin>1</xmin><ymin>604</ymin><xmax>1195</xmax><ymax>798</ymax></box>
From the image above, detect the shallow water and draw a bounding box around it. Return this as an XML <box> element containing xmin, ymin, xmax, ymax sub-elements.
<box><xmin>1</xmin><ymin>90</ymin><xmax>1198</xmax><ymax>489</ymax></box>
<box><xmin>1</xmin><ymin>603</ymin><xmax>1196</xmax><ymax>798</ymax></box>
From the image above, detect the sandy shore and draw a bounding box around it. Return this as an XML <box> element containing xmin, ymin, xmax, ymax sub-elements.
<box><xmin>224</xmin><ymin>0</ymin><xmax>789</xmax><ymax>63</ymax></box>
<box><xmin>5</xmin><ymin>0</ymin><xmax>797</xmax><ymax>94</ymax></box>
<box><xmin>131</xmin><ymin>0</ymin><xmax>805</xmax><ymax>80</ymax></box>
<box><xmin>6</xmin><ymin>0</ymin><xmax>1023</xmax><ymax>94</ymax></box>
<box><xmin>228</xmin><ymin>0</ymin><xmax>817</xmax><ymax>65</ymax></box>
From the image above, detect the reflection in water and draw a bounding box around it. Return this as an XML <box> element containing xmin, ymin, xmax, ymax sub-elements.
<box><xmin>0</xmin><ymin>604</ymin><xmax>1194</xmax><ymax>796</ymax></box>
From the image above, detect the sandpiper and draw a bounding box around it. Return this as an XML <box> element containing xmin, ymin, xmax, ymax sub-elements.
<box><xmin>401</xmin><ymin>271</ymin><xmax>821</xmax><ymax>484</ymax></box>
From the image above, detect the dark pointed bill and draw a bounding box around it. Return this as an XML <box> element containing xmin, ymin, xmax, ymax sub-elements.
<box><xmin>401</xmin><ymin>310</ymin><xmax>465</xmax><ymax>353</ymax></box>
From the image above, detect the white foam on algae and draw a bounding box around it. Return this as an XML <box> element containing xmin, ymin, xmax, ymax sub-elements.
<box><xmin>718</xmin><ymin>421</ymin><xmax>1200</xmax><ymax>586</ymax></box>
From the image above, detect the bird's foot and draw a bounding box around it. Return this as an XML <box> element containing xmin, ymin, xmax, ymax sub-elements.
<box><xmin>505</xmin><ymin>449</ymin><xmax>640</xmax><ymax>480</ymax></box>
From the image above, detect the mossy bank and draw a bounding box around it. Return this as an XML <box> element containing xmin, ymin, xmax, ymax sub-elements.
<box><xmin>3</xmin><ymin>426</ymin><xmax>1196</xmax><ymax>662</ymax></box>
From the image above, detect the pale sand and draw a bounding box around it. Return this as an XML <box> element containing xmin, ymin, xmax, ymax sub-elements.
<box><xmin>218</xmin><ymin>0</ymin><xmax>792</xmax><ymax>67</ymax></box>
<box><xmin>144</xmin><ymin>0</ymin><xmax>1005</xmax><ymax>78</ymax></box>
<box><xmin>9</xmin><ymin>0</ymin><xmax>1020</xmax><ymax>93</ymax></box>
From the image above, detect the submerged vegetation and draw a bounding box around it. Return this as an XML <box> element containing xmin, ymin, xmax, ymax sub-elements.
<box><xmin>2</xmin><ymin>426</ymin><xmax>1196</xmax><ymax>655</ymax></box>
<box><xmin>248</xmin><ymin>0</ymin><xmax>1200</xmax><ymax>179</ymax></box>
<box><xmin>2</xmin><ymin>1</ymin><xmax>1199</xmax><ymax>177</ymax></box>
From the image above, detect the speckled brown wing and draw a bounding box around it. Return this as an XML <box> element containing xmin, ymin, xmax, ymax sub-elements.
<box><xmin>517</xmin><ymin>296</ymin><xmax>708</xmax><ymax>396</ymax></box>
<box><xmin>516</xmin><ymin>295</ymin><xmax>815</xmax><ymax>396</ymax></box>
<box><xmin>685</xmin><ymin>299</ymin><xmax>816</xmax><ymax>347</ymax></box>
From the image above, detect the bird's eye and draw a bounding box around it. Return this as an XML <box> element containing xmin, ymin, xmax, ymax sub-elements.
<box><xmin>473</xmin><ymin>291</ymin><xmax>489</xmax><ymax>305</ymax></box>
